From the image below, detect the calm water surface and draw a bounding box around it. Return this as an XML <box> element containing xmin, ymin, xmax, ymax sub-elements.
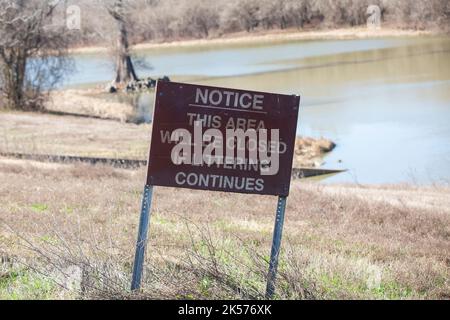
<box><xmin>66</xmin><ymin>37</ymin><xmax>450</xmax><ymax>184</ymax></box>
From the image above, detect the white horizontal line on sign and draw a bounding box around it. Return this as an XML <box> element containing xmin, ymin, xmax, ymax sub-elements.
<box><xmin>188</xmin><ymin>104</ymin><xmax>268</xmax><ymax>115</ymax></box>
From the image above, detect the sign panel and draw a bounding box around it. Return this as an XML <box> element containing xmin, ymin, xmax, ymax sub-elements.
<box><xmin>147</xmin><ymin>81</ymin><xmax>300</xmax><ymax>196</ymax></box>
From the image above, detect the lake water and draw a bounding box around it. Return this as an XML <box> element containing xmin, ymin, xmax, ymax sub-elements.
<box><xmin>65</xmin><ymin>37</ymin><xmax>450</xmax><ymax>185</ymax></box>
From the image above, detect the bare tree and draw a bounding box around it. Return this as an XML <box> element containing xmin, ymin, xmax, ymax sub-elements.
<box><xmin>107</xmin><ymin>0</ymin><xmax>139</xmax><ymax>86</ymax></box>
<box><xmin>178</xmin><ymin>0</ymin><xmax>219</xmax><ymax>38</ymax></box>
<box><xmin>0</xmin><ymin>0</ymin><xmax>72</xmax><ymax>110</ymax></box>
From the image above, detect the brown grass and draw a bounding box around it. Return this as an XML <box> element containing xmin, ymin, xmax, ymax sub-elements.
<box><xmin>0</xmin><ymin>158</ymin><xmax>448</xmax><ymax>300</ymax></box>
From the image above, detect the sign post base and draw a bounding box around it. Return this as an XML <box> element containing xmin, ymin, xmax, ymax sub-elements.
<box><xmin>131</xmin><ymin>184</ymin><xmax>154</xmax><ymax>291</ymax></box>
<box><xmin>265</xmin><ymin>196</ymin><xmax>287</xmax><ymax>299</ymax></box>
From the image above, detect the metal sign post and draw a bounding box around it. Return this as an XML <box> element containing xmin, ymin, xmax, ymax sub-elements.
<box><xmin>266</xmin><ymin>196</ymin><xmax>287</xmax><ymax>299</ymax></box>
<box><xmin>130</xmin><ymin>81</ymin><xmax>300</xmax><ymax>295</ymax></box>
<box><xmin>131</xmin><ymin>184</ymin><xmax>154</xmax><ymax>291</ymax></box>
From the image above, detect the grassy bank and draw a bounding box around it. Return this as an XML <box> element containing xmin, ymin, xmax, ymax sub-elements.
<box><xmin>45</xmin><ymin>90</ymin><xmax>135</xmax><ymax>123</ymax></box>
<box><xmin>0</xmin><ymin>111</ymin><xmax>150</xmax><ymax>159</ymax></box>
<box><xmin>0</xmin><ymin>157</ymin><xmax>449</xmax><ymax>300</ymax></box>
<box><xmin>0</xmin><ymin>112</ymin><xmax>334</xmax><ymax>167</ymax></box>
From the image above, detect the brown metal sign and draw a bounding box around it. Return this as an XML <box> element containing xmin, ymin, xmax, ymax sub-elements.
<box><xmin>146</xmin><ymin>81</ymin><xmax>300</xmax><ymax>196</ymax></box>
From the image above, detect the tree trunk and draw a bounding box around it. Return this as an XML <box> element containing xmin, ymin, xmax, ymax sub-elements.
<box><xmin>1</xmin><ymin>48</ymin><xmax>27</xmax><ymax>109</ymax></box>
<box><xmin>111</xmin><ymin>0</ymin><xmax>138</xmax><ymax>85</ymax></box>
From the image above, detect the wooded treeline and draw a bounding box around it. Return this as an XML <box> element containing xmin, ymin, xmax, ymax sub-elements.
<box><xmin>73</xmin><ymin>0</ymin><xmax>450</xmax><ymax>46</ymax></box>
<box><xmin>1</xmin><ymin>0</ymin><xmax>449</xmax><ymax>110</ymax></box>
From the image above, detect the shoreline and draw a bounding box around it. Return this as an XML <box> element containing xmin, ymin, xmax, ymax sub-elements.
<box><xmin>70</xmin><ymin>27</ymin><xmax>439</xmax><ymax>55</ymax></box>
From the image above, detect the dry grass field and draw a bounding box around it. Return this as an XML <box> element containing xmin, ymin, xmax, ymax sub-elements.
<box><xmin>0</xmin><ymin>111</ymin><xmax>449</xmax><ymax>300</ymax></box>
<box><xmin>0</xmin><ymin>156</ymin><xmax>449</xmax><ymax>300</ymax></box>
